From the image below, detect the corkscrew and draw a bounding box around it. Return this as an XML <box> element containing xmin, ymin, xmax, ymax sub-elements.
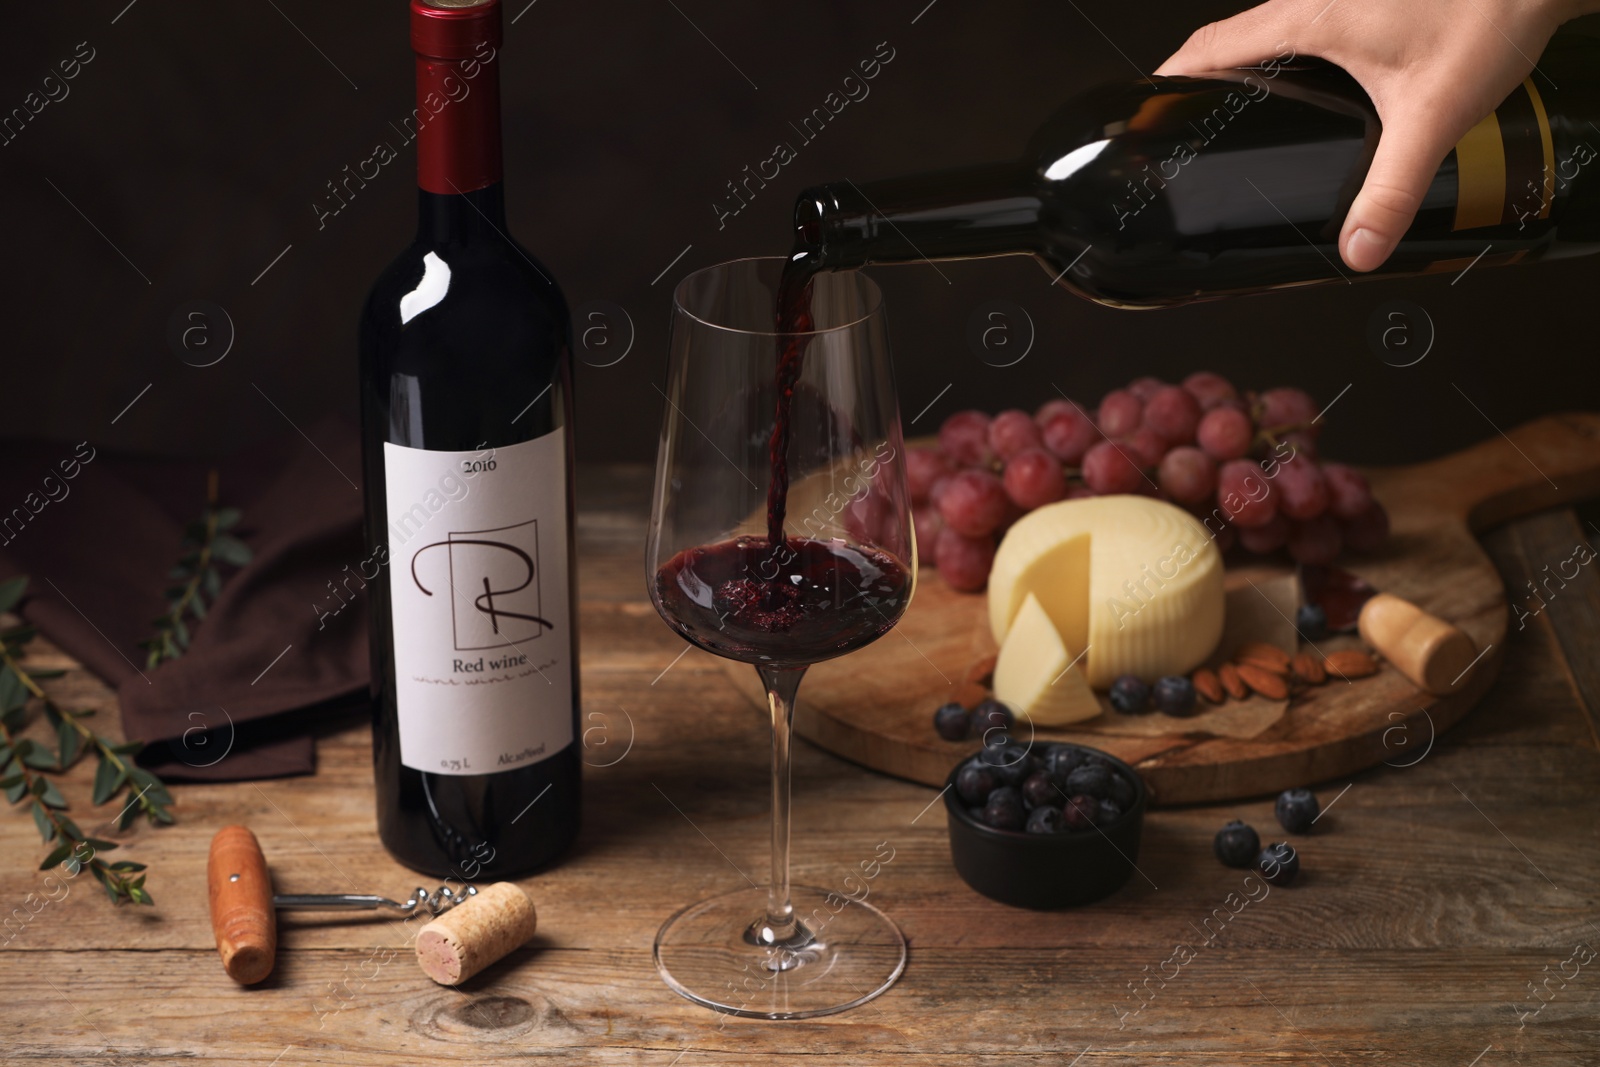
<box><xmin>271</xmin><ymin>884</ymin><xmax>478</xmax><ymax>917</ymax></box>
<box><xmin>208</xmin><ymin>825</ymin><xmax>478</xmax><ymax>984</ymax></box>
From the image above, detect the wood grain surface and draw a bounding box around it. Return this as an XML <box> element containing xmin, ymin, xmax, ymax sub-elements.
<box><xmin>0</xmin><ymin>461</ymin><xmax>1596</xmax><ymax>1065</ymax></box>
<box><xmin>727</xmin><ymin>414</ymin><xmax>1600</xmax><ymax>804</ymax></box>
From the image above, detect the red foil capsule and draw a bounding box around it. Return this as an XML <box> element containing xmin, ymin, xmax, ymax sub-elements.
<box><xmin>410</xmin><ymin>0</ymin><xmax>503</xmax><ymax>195</ymax></box>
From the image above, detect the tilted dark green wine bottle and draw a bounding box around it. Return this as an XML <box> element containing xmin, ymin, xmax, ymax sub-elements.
<box><xmin>794</xmin><ymin>33</ymin><xmax>1600</xmax><ymax>308</ymax></box>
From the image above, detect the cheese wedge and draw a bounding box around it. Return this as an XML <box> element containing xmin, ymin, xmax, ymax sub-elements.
<box><xmin>993</xmin><ymin>592</ymin><xmax>1101</xmax><ymax>724</ymax></box>
<box><xmin>988</xmin><ymin>495</ymin><xmax>1224</xmax><ymax>687</ymax></box>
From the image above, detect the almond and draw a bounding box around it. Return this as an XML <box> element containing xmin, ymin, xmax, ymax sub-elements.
<box><xmin>1236</xmin><ymin>662</ymin><xmax>1290</xmax><ymax>700</ymax></box>
<box><xmin>1218</xmin><ymin>662</ymin><xmax>1248</xmax><ymax>700</ymax></box>
<box><xmin>1237</xmin><ymin>651</ymin><xmax>1292</xmax><ymax>677</ymax></box>
<box><xmin>1192</xmin><ymin>667</ymin><xmax>1225</xmax><ymax>704</ymax></box>
<box><xmin>1291</xmin><ymin>652</ymin><xmax>1326</xmax><ymax>685</ymax></box>
<box><xmin>1323</xmin><ymin>649</ymin><xmax>1378</xmax><ymax>679</ymax></box>
<box><xmin>1234</xmin><ymin>642</ymin><xmax>1291</xmax><ymax>672</ymax></box>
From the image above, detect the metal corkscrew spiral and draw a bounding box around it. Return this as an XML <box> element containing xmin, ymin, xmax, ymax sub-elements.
<box><xmin>271</xmin><ymin>883</ymin><xmax>479</xmax><ymax>917</ymax></box>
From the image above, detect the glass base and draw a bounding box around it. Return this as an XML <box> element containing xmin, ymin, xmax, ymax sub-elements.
<box><xmin>653</xmin><ymin>884</ymin><xmax>907</xmax><ymax>1019</ymax></box>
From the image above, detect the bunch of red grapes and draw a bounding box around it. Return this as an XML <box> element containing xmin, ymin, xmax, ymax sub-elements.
<box><xmin>912</xmin><ymin>373</ymin><xmax>1390</xmax><ymax>591</ymax></box>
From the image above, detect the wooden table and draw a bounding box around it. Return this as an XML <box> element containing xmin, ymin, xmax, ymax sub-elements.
<box><xmin>3</xmin><ymin>466</ymin><xmax>1598</xmax><ymax>1065</ymax></box>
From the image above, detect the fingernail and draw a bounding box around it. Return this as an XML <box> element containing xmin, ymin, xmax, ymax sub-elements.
<box><xmin>1343</xmin><ymin>227</ymin><xmax>1388</xmax><ymax>272</ymax></box>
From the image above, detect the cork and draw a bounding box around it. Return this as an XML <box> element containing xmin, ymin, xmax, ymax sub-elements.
<box><xmin>415</xmin><ymin>881</ymin><xmax>537</xmax><ymax>985</ymax></box>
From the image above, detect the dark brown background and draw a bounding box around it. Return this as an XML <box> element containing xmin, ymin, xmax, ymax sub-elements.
<box><xmin>5</xmin><ymin>1</ymin><xmax>1597</xmax><ymax>465</ymax></box>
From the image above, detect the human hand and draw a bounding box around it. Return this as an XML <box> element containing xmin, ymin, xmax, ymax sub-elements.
<box><xmin>1155</xmin><ymin>0</ymin><xmax>1591</xmax><ymax>271</ymax></box>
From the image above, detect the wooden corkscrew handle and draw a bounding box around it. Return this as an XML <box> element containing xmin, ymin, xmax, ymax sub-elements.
<box><xmin>1357</xmin><ymin>592</ymin><xmax>1478</xmax><ymax>696</ymax></box>
<box><xmin>207</xmin><ymin>825</ymin><xmax>276</xmax><ymax>985</ymax></box>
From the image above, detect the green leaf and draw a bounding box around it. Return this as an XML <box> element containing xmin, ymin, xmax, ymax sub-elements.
<box><xmin>57</xmin><ymin>717</ymin><xmax>80</xmax><ymax>768</ymax></box>
<box><xmin>82</xmin><ymin>838</ymin><xmax>118</xmax><ymax>853</ymax></box>
<box><xmin>21</xmin><ymin>744</ymin><xmax>58</xmax><ymax>771</ymax></box>
<box><xmin>0</xmin><ymin>667</ymin><xmax>28</xmax><ymax>713</ymax></box>
<box><xmin>129</xmin><ymin>886</ymin><xmax>152</xmax><ymax>906</ymax></box>
<box><xmin>167</xmin><ymin>565</ymin><xmax>189</xmax><ymax>581</ymax></box>
<box><xmin>111</xmin><ymin>740</ymin><xmax>144</xmax><ymax>755</ymax></box>
<box><xmin>36</xmin><ymin>778</ymin><xmax>67</xmax><ymax>809</ymax></box>
<box><xmin>203</xmin><ymin>568</ymin><xmax>221</xmax><ymax>600</ymax></box>
<box><xmin>91</xmin><ymin>756</ymin><xmax>124</xmax><ymax>806</ymax></box>
<box><xmin>0</xmin><ymin>774</ymin><xmax>20</xmax><ymax>790</ymax></box>
<box><xmin>117</xmin><ymin>804</ymin><xmax>138</xmax><ymax>831</ymax></box>
<box><xmin>4</xmin><ymin>763</ymin><xmax>25</xmax><ymax>803</ymax></box>
<box><xmin>0</xmin><ymin>576</ymin><xmax>28</xmax><ymax>616</ymax></box>
<box><xmin>172</xmin><ymin>617</ymin><xmax>190</xmax><ymax>650</ymax></box>
<box><xmin>31</xmin><ymin>801</ymin><xmax>53</xmax><ymax>842</ymax></box>
<box><xmin>39</xmin><ymin>842</ymin><xmax>73</xmax><ymax>870</ymax></box>
<box><xmin>211</xmin><ymin>535</ymin><xmax>252</xmax><ymax>567</ymax></box>
<box><xmin>102</xmin><ymin>879</ymin><xmax>121</xmax><ymax>904</ymax></box>
<box><xmin>127</xmin><ymin>766</ymin><xmax>172</xmax><ymax>804</ymax></box>
<box><xmin>149</xmin><ymin>806</ymin><xmax>175</xmax><ymax>825</ymax></box>
<box><xmin>2</xmin><ymin>625</ymin><xmax>37</xmax><ymax>646</ymax></box>
<box><xmin>57</xmin><ymin>816</ymin><xmax>81</xmax><ymax>840</ymax></box>
<box><xmin>215</xmin><ymin>507</ymin><xmax>241</xmax><ymax>530</ymax></box>
<box><xmin>108</xmin><ymin>861</ymin><xmax>146</xmax><ymax>872</ymax></box>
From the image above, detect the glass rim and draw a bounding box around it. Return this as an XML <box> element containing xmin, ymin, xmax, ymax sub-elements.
<box><xmin>671</xmin><ymin>255</ymin><xmax>884</xmax><ymax>338</ymax></box>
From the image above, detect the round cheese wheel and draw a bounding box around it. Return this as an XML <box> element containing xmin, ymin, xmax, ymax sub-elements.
<box><xmin>988</xmin><ymin>494</ymin><xmax>1224</xmax><ymax>688</ymax></box>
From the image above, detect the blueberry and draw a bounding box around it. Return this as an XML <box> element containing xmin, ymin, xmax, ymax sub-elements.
<box><xmin>1109</xmin><ymin>674</ymin><xmax>1151</xmax><ymax>714</ymax></box>
<box><xmin>1061</xmin><ymin>793</ymin><xmax>1097</xmax><ymax>831</ymax></box>
<box><xmin>980</xmin><ymin>741</ymin><xmax>1034</xmax><ymax>786</ymax></box>
<box><xmin>955</xmin><ymin>761</ymin><xmax>996</xmax><ymax>806</ymax></box>
<box><xmin>1064</xmin><ymin>762</ymin><xmax>1112</xmax><ymax>799</ymax></box>
<box><xmin>1296</xmin><ymin>602</ymin><xmax>1328</xmax><ymax>642</ymax></box>
<box><xmin>1213</xmin><ymin>820</ymin><xmax>1260</xmax><ymax>868</ymax></box>
<box><xmin>1152</xmin><ymin>676</ymin><xmax>1198</xmax><ymax>717</ymax></box>
<box><xmin>1106</xmin><ymin>770</ymin><xmax>1137</xmax><ymax>810</ymax></box>
<box><xmin>1258</xmin><ymin>841</ymin><xmax>1300</xmax><ymax>885</ymax></box>
<box><xmin>1274</xmin><ymin>788</ymin><xmax>1320</xmax><ymax>834</ymax></box>
<box><xmin>1095</xmin><ymin>799</ymin><xmax>1123</xmax><ymax>826</ymax></box>
<box><xmin>982</xmin><ymin>786</ymin><xmax>1026</xmax><ymax>830</ymax></box>
<box><xmin>969</xmin><ymin>699</ymin><xmax>1015</xmax><ymax>740</ymax></box>
<box><xmin>933</xmin><ymin>701</ymin><xmax>971</xmax><ymax>741</ymax></box>
<box><xmin>1026</xmin><ymin>805</ymin><xmax>1064</xmax><ymax>834</ymax></box>
<box><xmin>1022</xmin><ymin>770</ymin><xmax>1056</xmax><ymax>810</ymax></box>
<box><xmin>1044</xmin><ymin>744</ymin><xmax>1087</xmax><ymax>784</ymax></box>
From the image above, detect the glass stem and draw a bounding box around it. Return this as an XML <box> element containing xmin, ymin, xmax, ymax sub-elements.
<box><xmin>757</xmin><ymin>664</ymin><xmax>806</xmax><ymax>942</ymax></box>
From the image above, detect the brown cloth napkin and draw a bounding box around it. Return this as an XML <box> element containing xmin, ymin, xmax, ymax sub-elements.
<box><xmin>0</xmin><ymin>416</ymin><xmax>369</xmax><ymax>781</ymax></box>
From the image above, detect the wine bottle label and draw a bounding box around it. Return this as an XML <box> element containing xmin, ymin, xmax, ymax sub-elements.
<box><xmin>1452</xmin><ymin>77</ymin><xmax>1556</xmax><ymax>231</ymax></box>
<box><xmin>383</xmin><ymin>432</ymin><xmax>573</xmax><ymax>776</ymax></box>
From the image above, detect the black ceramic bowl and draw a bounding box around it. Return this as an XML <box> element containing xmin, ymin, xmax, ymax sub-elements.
<box><xmin>945</xmin><ymin>743</ymin><xmax>1148</xmax><ymax>909</ymax></box>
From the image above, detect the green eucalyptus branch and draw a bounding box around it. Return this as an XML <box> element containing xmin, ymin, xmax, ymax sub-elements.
<box><xmin>0</xmin><ymin>576</ymin><xmax>171</xmax><ymax>905</ymax></box>
<box><xmin>141</xmin><ymin>469</ymin><xmax>250</xmax><ymax>669</ymax></box>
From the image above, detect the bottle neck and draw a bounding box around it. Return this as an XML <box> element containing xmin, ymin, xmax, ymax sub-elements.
<box><xmin>799</xmin><ymin>163</ymin><xmax>1043</xmax><ymax>271</ymax></box>
<box><xmin>414</xmin><ymin>46</ymin><xmax>502</xmax><ymax>198</ymax></box>
<box><xmin>417</xmin><ymin>183</ymin><xmax>507</xmax><ymax>243</ymax></box>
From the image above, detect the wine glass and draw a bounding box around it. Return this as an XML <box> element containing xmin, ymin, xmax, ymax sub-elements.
<box><xmin>645</xmin><ymin>257</ymin><xmax>915</xmax><ymax>1018</ymax></box>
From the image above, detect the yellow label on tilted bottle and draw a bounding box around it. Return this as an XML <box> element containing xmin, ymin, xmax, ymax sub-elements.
<box><xmin>1452</xmin><ymin>77</ymin><xmax>1556</xmax><ymax>230</ymax></box>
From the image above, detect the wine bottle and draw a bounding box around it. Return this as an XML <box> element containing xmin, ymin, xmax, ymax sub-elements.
<box><xmin>794</xmin><ymin>33</ymin><xmax>1600</xmax><ymax>308</ymax></box>
<box><xmin>359</xmin><ymin>0</ymin><xmax>578</xmax><ymax>879</ymax></box>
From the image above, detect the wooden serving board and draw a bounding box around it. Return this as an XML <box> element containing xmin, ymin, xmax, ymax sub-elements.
<box><xmin>721</xmin><ymin>413</ymin><xmax>1600</xmax><ymax>805</ymax></box>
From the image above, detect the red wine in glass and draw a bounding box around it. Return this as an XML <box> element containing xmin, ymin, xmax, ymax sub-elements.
<box><xmin>645</xmin><ymin>257</ymin><xmax>913</xmax><ymax>1020</ymax></box>
<box><xmin>765</xmin><ymin>250</ymin><xmax>821</xmax><ymax>548</ymax></box>
<box><xmin>654</xmin><ymin>536</ymin><xmax>911</xmax><ymax>667</ymax></box>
